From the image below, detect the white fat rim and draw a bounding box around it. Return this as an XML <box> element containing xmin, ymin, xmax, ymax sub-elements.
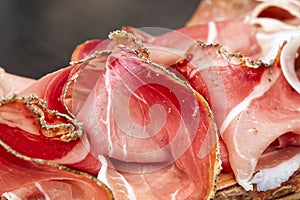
<box><xmin>281</xmin><ymin>36</ymin><xmax>300</xmax><ymax>94</ymax></box>
<box><xmin>2</xmin><ymin>192</ymin><xmax>22</xmax><ymax>200</ymax></box>
<box><xmin>249</xmin><ymin>152</ymin><xmax>300</xmax><ymax>191</ymax></box>
<box><xmin>97</xmin><ymin>155</ymin><xmax>110</xmax><ymax>188</ymax></box>
<box><xmin>245</xmin><ymin>0</ymin><xmax>300</xmax><ymax>32</ymax></box>
<box><xmin>251</xmin><ymin>0</ymin><xmax>300</xmax><ymax>19</ymax></box>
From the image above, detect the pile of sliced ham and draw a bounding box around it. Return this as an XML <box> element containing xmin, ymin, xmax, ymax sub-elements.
<box><xmin>0</xmin><ymin>0</ymin><xmax>300</xmax><ymax>199</ymax></box>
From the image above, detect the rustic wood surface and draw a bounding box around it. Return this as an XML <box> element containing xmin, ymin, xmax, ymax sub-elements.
<box><xmin>215</xmin><ymin>169</ymin><xmax>300</xmax><ymax>200</ymax></box>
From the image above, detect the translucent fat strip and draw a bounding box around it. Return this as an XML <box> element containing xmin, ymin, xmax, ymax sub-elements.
<box><xmin>97</xmin><ymin>155</ymin><xmax>110</xmax><ymax>188</ymax></box>
<box><xmin>2</xmin><ymin>192</ymin><xmax>22</xmax><ymax>200</ymax></box>
<box><xmin>119</xmin><ymin>173</ymin><xmax>137</xmax><ymax>200</ymax></box>
<box><xmin>122</xmin><ymin>144</ymin><xmax>127</xmax><ymax>159</ymax></box>
<box><xmin>97</xmin><ymin>156</ymin><xmax>136</xmax><ymax>199</ymax></box>
<box><xmin>104</xmin><ymin>66</ymin><xmax>113</xmax><ymax>156</ymax></box>
<box><xmin>207</xmin><ymin>21</ymin><xmax>218</xmax><ymax>44</ymax></box>
<box><xmin>35</xmin><ymin>182</ymin><xmax>50</xmax><ymax>200</ymax></box>
<box><xmin>171</xmin><ymin>189</ymin><xmax>179</xmax><ymax>200</ymax></box>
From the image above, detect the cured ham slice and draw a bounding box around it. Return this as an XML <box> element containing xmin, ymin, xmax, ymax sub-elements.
<box><xmin>0</xmin><ymin>94</ymin><xmax>98</xmax><ymax>174</ymax></box>
<box><xmin>0</xmin><ymin>30</ymin><xmax>220</xmax><ymax>199</ymax></box>
<box><xmin>0</xmin><ymin>139</ymin><xmax>113</xmax><ymax>199</ymax></box>
<box><xmin>2</xmin><ymin>0</ymin><xmax>300</xmax><ymax>197</ymax></box>
<box><xmin>187</xmin><ymin>0</ymin><xmax>300</xmax><ymax>28</ymax></box>
<box><xmin>124</xmin><ymin>19</ymin><xmax>261</xmax><ymax>59</ymax></box>
<box><xmin>68</xmin><ymin>30</ymin><xmax>221</xmax><ymax>199</ymax></box>
<box><xmin>186</xmin><ymin>0</ymin><xmax>259</xmax><ymax>25</ymax></box>
<box><xmin>222</xmin><ymin>55</ymin><xmax>300</xmax><ymax>191</ymax></box>
<box><xmin>0</xmin><ymin>65</ymin><xmax>102</xmax><ymax>174</ymax></box>
<box><xmin>170</xmin><ymin>0</ymin><xmax>300</xmax><ymax>192</ymax></box>
<box><xmin>170</xmin><ymin>37</ymin><xmax>300</xmax><ymax>191</ymax></box>
<box><xmin>170</xmin><ymin>42</ymin><xmax>268</xmax><ymax>172</ymax></box>
<box><xmin>67</xmin><ymin>3</ymin><xmax>300</xmax><ymax>192</ymax></box>
<box><xmin>1</xmin><ymin>54</ymin><xmax>102</xmax><ymax>176</ymax></box>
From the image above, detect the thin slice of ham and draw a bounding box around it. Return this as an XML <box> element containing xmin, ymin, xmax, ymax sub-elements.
<box><xmin>170</xmin><ymin>42</ymin><xmax>269</xmax><ymax>172</ymax></box>
<box><xmin>222</xmin><ymin>61</ymin><xmax>300</xmax><ymax>190</ymax></box>
<box><xmin>124</xmin><ymin>19</ymin><xmax>261</xmax><ymax>59</ymax></box>
<box><xmin>0</xmin><ymin>94</ymin><xmax>95</xmax><ymax>171</ymax></box>
<box><xmin>170</xmin><ymin>38</ymin><xmax>300</xmax><ymax>191</ymax></box>
<box><xmin>3</xmin><ymin>59</ymin><xmax>102</xmax><ymax>176</ymax></box>
<box><xmin>173</xmin><ymin>0</ymin><xmax>300</xmax><ymax>191</ymax></box>
<box><xmin>0</xmin><ymin>139</ymin><xmax>113</xmax><ymax>199</ymax></box>
<box><xmin>186</xmin><ymin>0</ymin><xmax>259</xmax><ymax>26</ymax></box>
<box><xmin>65</xmin><ymin>3</ymin><xmax>300</xmax><ymax>191</ymax></box>
<box><xmin>0</xmin><ymin>66</ymin><xmax>103</xmax><ymax>174</ymax></box>
<box><xmin>187</xmin><ymin>0</ymin><xmax>300</xmax><ymax>29</ymax></box>
<box><xmin>0</xmin><ymin>30</ymin><xmax>220</xmax><ymax>199</ymax></box>
<box><xmin>2</xmin><ymin>0</ymin><xmax>300</xmax><ymax>196</ymax></box>
<box><xmin>69</xmin><ymin>30</ymin><xmax>221</xmax><ymax>199</ymax></box>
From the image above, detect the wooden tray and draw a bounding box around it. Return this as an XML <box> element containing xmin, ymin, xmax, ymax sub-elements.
<box><xmin>215</xmin><ymin>169</ymin><xmax>300</xmax><ymax>200</ymax></box>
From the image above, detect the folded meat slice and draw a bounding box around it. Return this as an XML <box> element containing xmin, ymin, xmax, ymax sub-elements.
<box><xmin>0</xmin><ymin>139</ymin><xmax>113</xmax><ymax>199</ymax></box>
<box><xmin>70</xmin><ymin>30</ymin><xmax>221</xmax><ymax>199</ymax></box>
<box><xmin>170</xmin><ymin>42</ymin><xmax>269</xmax><ymax>172</ymax></box>
<box><xmin>171</xmin><ymin>39</ymin><xmax>300</xmax><ymax>191</ymax></box>
<box><xmin>0</xmin><ymin>91</ymin><xmax>101</xmax><ymax>174</ymax></box>
<box><xmin>1</xmin><ymin>53</ymin><xmax>107</xmax><ymax>176</ymax></box>
<box><xmin>188</xmin><ymin>0</ymin><xmax>300</xmax><ymax>29</ymax></box>
<box><xmin>124</xmin><ymin>19</ymin><xmax>261</xmax><ymax>59</ymax></box>
<box><xmin>0</xmin><ymin>30</ymin><xmax>221</xmax><ymax>199</ymax></box>
<box><xmin>183</xmin><ymin>0</ymin><xmax>300</xmax><ymax>67</ymax></box>
<box><xmin>222</xmin><ymin>55</ymin><xmax>300</xmax><ymax>191</ymax></box>
<box><xmin>186</xmin><ymin>0</ymin><xmax>259</xmax><ymax>26</ymax></box>
<box><xmin>172</xmin><ymin>42</ymin><xmax>269</xmax><ymax>131</ymax></box>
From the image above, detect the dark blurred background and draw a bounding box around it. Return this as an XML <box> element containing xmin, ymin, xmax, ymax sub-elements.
<box><xmin>0</xmin><ymin>0</ymin><xmax>200</xmax><ymax>79</ymax></box>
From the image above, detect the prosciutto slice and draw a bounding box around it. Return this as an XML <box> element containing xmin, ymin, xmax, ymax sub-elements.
<box><xmin>124</xmin><ymin>19</ymin><xmax>261</xmax><ymax>59</ymax></box>
<box><xmin>0</xmin><ymin>139</ymin><xmax>113</xmax><ymax>199</ymax></box>
<box><xmin>166</xmin><ymin>0</ymin><xmax>300</xmax><ymax>191</ymax></box>
<box><xmin>186</xmin><ymin>0</ymin><xmax>259</xmax><ymax>25</ymax></box>
<box><xmin>124</xmin><ymin>4</ymin><xmax>300</xmax><ymax>191</ymax></box>
<box><xmin>0</xmin><ymin>30</ymin><xmax>220</xmax><ymax>199</ymax></box>
<box><xmin>68</xmin><ymin>30</ymin><xmax>220</xmax><ymax>199</ymax></box>
<box><xmin>0</xmin><ymin>93</ymin><xmax>99</xmax><ymax>174</ymax></box>
<box><xmin>98</xmin><ymin>18</ymin><xmax>300</xmax><ymax>194</ymax></box>
<box><xmin>222</xmin><ymin>51</ymin><xmax>300</xmax><ymax>191</ymax></box>
<box><xmin>1</xmin><ymin>0</ymin><xmax>300</xmax><ymax>197</ymax></box>
<box><xmin>170</xmin><ymin>35</ymin><xmax>300</xmax><ymax>191</ymax></box>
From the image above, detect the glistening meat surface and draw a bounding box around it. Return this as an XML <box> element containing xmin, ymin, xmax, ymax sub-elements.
<box><xmin>0</xmin><ymin>30</ymin><xmax>220</xmax><ymax>199</ymax></box>
<box><xmin>168</xmin><ymin>0</ymin><xmax>300</xmax><ymax>191</ymax></box>
<box><xmin>68</xmin><ymin>31</ymin><xmax>220</xmax><ymax>199</ymax></box>
<box><xmin>0</xmin><ymin>139</ymin><xmax>113</xmax><ymax>199</ymax></box>
<box><xmin>1</xmin><ymin>0</ymin><xmax>300</xmax><ymax>198</ymax></box>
